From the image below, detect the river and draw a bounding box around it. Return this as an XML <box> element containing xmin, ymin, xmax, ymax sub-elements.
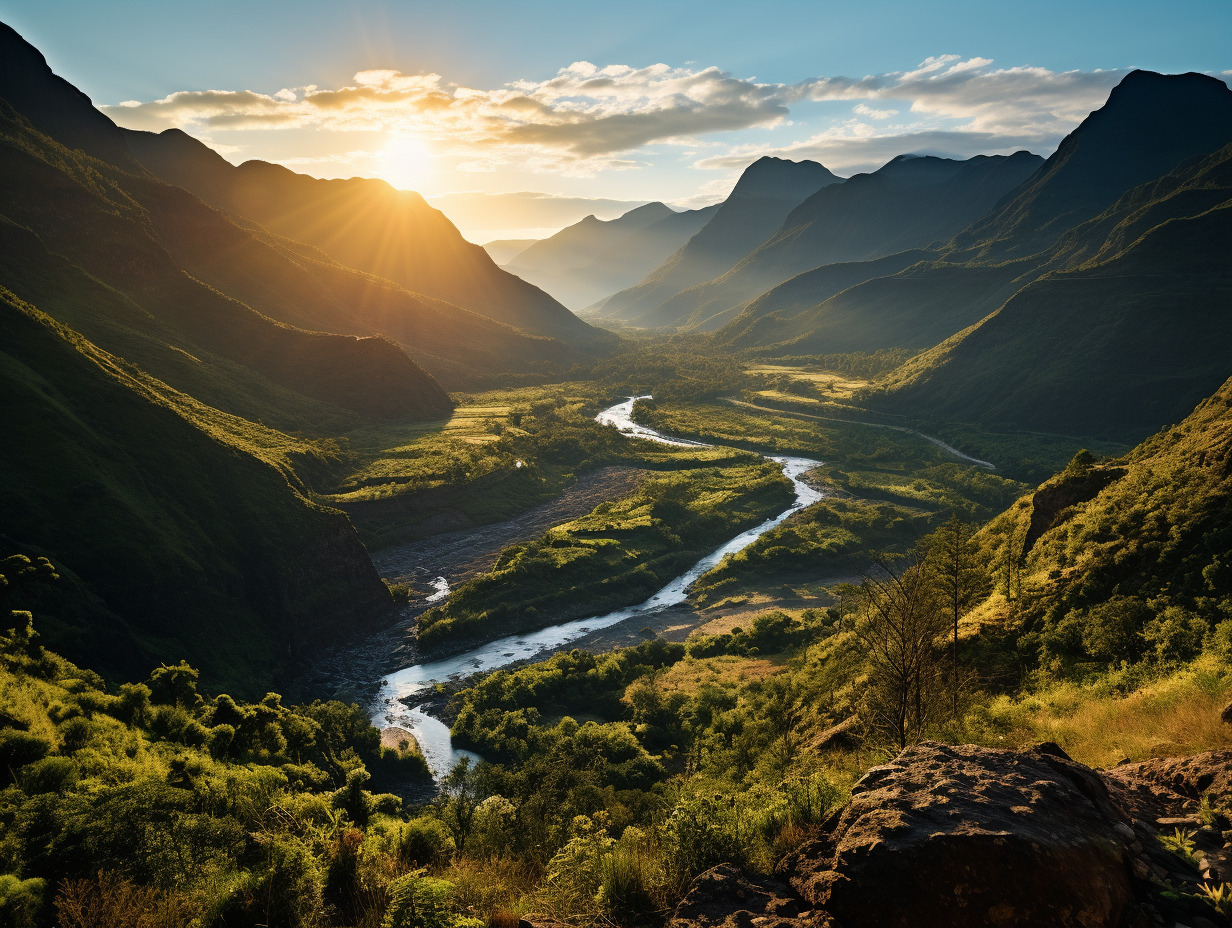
<box><xmin>370</xmin><ymin>396</ymin><xmax>823</xmax><ymax>777</ymax></box>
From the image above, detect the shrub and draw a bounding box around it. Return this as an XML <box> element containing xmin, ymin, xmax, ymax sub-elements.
<box><xmin>383</xmin><ymin>871</ymin><xmax>457</xmax><ymax>928</ymax></box>
<box><xmin>0</xmin><ymin>874</ymin><xmax>45</xmax><ymax>928</ymax></box>
<box><xmin>1143</xmin><ymin>608</ymin><xmax>1208</xmax><ymax>664</ymax></box>
<box><xmin>20</xmin><ymin>755</ymin><xmax>78</xmax><ymax>794</ymax></box>
<box><xmin>396</xmin><ymin>818</ymin><xmax>455</xmax><ymax>868</ymax></box>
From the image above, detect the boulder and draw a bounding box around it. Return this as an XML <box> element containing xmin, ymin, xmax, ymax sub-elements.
<box><xmin>669</xmin><ymin>864</ymin><xmax>832</xmax><ymax>928</ymax></box>
<box><xmin>783</xmin><ymin>742</ymin><xmax>1142</xmax><ymax>928</ymax></box>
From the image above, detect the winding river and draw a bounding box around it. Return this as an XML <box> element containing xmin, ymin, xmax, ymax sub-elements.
<box><xmin>370</xmin><ymin>396</ymin><xmax>823</xmax><ymax>777</ymax></box>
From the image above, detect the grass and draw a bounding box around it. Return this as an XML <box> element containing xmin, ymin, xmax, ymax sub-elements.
<box><xmin>745</xmin><ymin>364</ymin><xmax>870</xmax><ymax>401</ymax></box>
<box><xmin>969</xmin><ymin>656</ymin><xmax>1232</xmax><ymax>768</ymax></box>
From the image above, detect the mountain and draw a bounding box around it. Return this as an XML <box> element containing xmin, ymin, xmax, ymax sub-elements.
<box><xmin>666</xmin><ymin>152</ymin><xmax>1043</xmax><ymax>331</ymax></box>
<box><xmin>594</xmin><ymin>157</ymin><xmax>841</xmax><ymax>324</ymax></box>
<box><xmin>505</xmin><ymin>201</ymin><xmax>718</xmax><ymax>310</ymax></box>
<box><xmin>484</xmin><ymin>238</ymin><xmax>538</xmax><ymax>264</ymax></box>
<box><xmin>874</xmin><ymin>141</ymin><xmax>1232</xmax><ymax>441</ymax></box>
<box><xmin>0</xmin><ymin>285</ymin><xmax>396</xmax><ymax>694</ymax></box>
<box><xmin>0</xmin><ymin>23</ymin><xmax>475</xmax><ymax>689</ymax></box>
<box><xmin>953</xmin><ymin>69</ymin><xmax>1232</xmax><ymax>260</ymax></box>
<box><xmin>123</xmin><ymin>126</ymin><xmax>606</xmax><ymax>345</ymax></box>
<box><xmin>0</xmin><ymin>100</ymin><xmax>454</xmax><ymax>423</ymax></box>
<box><xmin>715</xmin><ymin>250</ymin><xmax>1031</xmax><ymax>355</ymax></box>
<box><xmin>0</xmin><ymin>22</ymin><xmax>135</xmax><ymax>169</ymax></box>
<box><xmin>719</xmin><ymin>71</ymin><xmax>1232</xmax><ymax>426</ymax></box>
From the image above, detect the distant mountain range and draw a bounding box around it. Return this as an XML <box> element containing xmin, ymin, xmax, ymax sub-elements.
<box><xmin>503</xmin><ymin>201</ymin><xmax>718</xmax><ymax>310</ymax></box>
<box><xmin>593</xmin><ymin>157</ymin><xmax>841</xmax><ymax>323</ymax></box>
<box><xmin>718</xmin><ymin>70</ymin><xmax>1232</xmax><ymax>443</ymax></box>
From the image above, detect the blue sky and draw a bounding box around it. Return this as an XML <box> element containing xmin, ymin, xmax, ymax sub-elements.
<box><xmin>5</xmin><ymin>0</ymin><xmax>1228</xmax><ymax>239</ymax></box>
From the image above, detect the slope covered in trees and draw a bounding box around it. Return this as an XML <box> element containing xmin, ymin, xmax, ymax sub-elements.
<box><xmin>659</xmin><ymin>152</ymin><xmax>1042</xmax><ymax>331</ymax></box>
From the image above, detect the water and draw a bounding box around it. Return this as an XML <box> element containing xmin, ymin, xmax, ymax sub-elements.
<box><xmin>371</xmin><ymin>396</ymin><xmax>822</xmax><ymax>777</ymax></box>
<box><xmin>425</xmin><ymin>577</ymin><xmax>450</xmax><ymax>603</ymax></box>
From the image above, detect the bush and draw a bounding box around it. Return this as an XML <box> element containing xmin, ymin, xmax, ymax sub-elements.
<box><xmin>396</xmin><ymin>818</ymin><xmax>455</xmax><ymax>868</ymax></box>
<box><xmin>0</xmin><ymin>874</ymin><xmax>45</xmax><ymax>928</ymax></box>
<box><xmin>1143</xmin><ymin>607</ymin><xmax>1208</xmax><ymax>664</ymax></box>
<box><xmin>383</xmin><ymin>871</ymin><xmax>457</xmax><ymax>928</ymax></box>
<box><xmin>0</xmin><ymin>731</ymin><xmax>50</xmax><ymax>784</ymax></box>
<box><xmin>20</xmin><ymin>756</ymin><xmax>78</xmax><ymax>794</ymax></box>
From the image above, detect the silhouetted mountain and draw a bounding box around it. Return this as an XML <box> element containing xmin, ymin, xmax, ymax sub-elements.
<box><xmin>123</xmin><ymin>127</ymin><xmax>607</xmax><ymax>345</ymax></box>
<box><xmin>953</xmin><ymin>70</ymin><xmax>1232</xmax><ymax>260</ymax></box>
<box><xmin>874</xmin><ymin>141</ymin><xmax>1232</xmax><ymax>441</ymax></box>
<box><xmin>0</xmin><ymin>21</ymin><xmax>135</xmax><ymax>169</ymax></box>
<box><xmin>670</xmin><ymin>152</ymin><xmax>1042</xmax><ymax>330</ymax></box>
<box><xmin>595</xmin><ymin>157</ymin><xmax>840</xmax><ymax>323</ymax></box>
<box><xmin>720</xmin><ymin>70</ymin><xmax>1232</xmax><ymax>404</ymax></box>
<box><xmin>506</xmin><ymin>201</ymin><xmax>718</xmax><ymax>309</ymax></box>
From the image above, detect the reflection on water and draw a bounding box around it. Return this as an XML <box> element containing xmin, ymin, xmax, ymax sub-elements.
<box><xmin>371</xmin><ymin>396</ymin><xmax>822</xmax><ymax>778</ymax></box>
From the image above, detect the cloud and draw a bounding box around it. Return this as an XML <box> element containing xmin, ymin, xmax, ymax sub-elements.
<box><xmin>101</xmin><ymin>55</ymin><xmax>1144</xmax><ymax>176</ymax></box>
<box><xmin>853</xmin><ymin>104</ymin><xmax>898</xmax><ymax>119</ymax></box>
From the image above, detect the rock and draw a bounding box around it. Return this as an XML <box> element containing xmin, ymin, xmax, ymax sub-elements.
<box><xmin>812</xmin><ymin>716</ymin><xmax>861</xmax><ymax>753</ymax></box>
<box><xmin>1221</xmin><ymin>701</ymin><xmax>1232</xmax><ymax>724</ymax></box>
<box><xmin>1106</xmin><ymin>751</ymin><xmax>1232</xmax><ymax>810</ymax></box>
<box><xmin>669</xmin><ymin>864</ymin><xmax>834</xmax><ymax>928</ymax></box>
<box><xmin>783</xmin><ymin>742</ymin><xmax>1142</xmax><ymax>928</ymax></box>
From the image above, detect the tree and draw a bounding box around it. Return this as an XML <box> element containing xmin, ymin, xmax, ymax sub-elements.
<box><xmin>435</xmin><ymin>758</ymin><xmax>486</xmax><ymax>854</ymax></box>
<box><xmin>856</xmin><ymin>553</ymin><xmax>947</xmax><ymax>749</ymax></box>
<box><xmin>926</xmin><ymin>514</ymin><xmax>986</xmax><ymax>714</ymax></box>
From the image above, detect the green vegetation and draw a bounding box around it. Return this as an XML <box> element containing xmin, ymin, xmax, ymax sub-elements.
<box><xmin>0</xmin><ymin>610</ymin><xmax>433</xmax><ymax>928</ymax></box>
<box><xmin>630</xmin><ymin>397</ymin><xmax>1026</xmax><ymax>604</ymax></box>
<box><xmin>419</xmin><ymin>460</ymin><xmax>792</xmax><ymax>652</ymax></box>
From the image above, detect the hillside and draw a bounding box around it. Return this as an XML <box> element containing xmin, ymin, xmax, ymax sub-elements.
<box><xmin>505</xmin><ymin>201</ymin><xmax>717</xmax><ymax>310</ymax></box>
<box><xmin>968</xmin><ymin>370</ymin><xmax>1232</xmax><ymax>676</ymax></box>
<box><xmin>0</xmin><ymin>287</ymin><xmax>396</xmax><ymax>693</ymax></box>
<box><xmin>594</xmin><ymin>156</ymin><xmax>840</xmax><ymax>324</ymax></box>
<box><xmin>662</xmin><ymin>151</ymin><xmax>1043</xmax><ymax>330</ymax></box>
<box><xmin>876</xmin><ymin>142</ymin><xmax>1232</xmax><ymax>441</ymax></box>
<box><xmin>123</xmin><ymin>127</ymin><xmax>607</xmax><ymax>346</ymax></box>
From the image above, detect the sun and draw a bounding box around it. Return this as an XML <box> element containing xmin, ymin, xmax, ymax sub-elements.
<box><xmin>378</xmin><ymin>132</ymin><xmax>433</xmax><ymax>191</ymax></box>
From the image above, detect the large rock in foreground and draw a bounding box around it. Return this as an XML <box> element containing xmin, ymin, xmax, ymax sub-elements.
<box><xmin>785</xmin><ymin>742</ymin><xmax>1140</xmax><ymax>927</ymax></box>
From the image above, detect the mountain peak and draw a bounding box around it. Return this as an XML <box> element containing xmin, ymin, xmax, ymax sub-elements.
<box><xmin>730</xmin><ymin>156</ymin><xmax>842</xmax><ymax>200</ymax></box>
<box><xmin>0</xmin><ymin>22</ymin><xmax>135</xmax><ymax>167</ymax></box>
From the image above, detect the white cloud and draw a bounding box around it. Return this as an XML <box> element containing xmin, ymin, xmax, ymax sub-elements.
<box><xmin>853</xmin><ymin>103</ymin><xmax>898</xmax><ymax>119</ymax></box>
<box><xmin>100</xmin><ymin>55</ymin><xmax>1155</xmax><ymax>177</ymax></box>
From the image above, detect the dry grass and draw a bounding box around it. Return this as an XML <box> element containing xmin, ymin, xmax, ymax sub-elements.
<box><xmin>745</xmin><ymin>364</ymin><xmax>869</xmax><ymax>399</ymax></box>
<box><xmin>656</xmin><ymin>655</ymin><xmax>783</xmax><ymax>697</ymax></box>
<box><xmin>980</xmin><ymin>657</ymin><xmax>1232</xmax><ymax>768</ymax></box>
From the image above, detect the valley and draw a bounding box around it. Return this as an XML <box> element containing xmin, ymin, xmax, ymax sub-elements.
<box><xmin>3</xmin><ymin>15</ymin><xmax>1232</xmax><ymax>928</ymax></box>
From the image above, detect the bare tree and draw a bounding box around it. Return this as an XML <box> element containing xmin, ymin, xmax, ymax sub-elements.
<box><xmin>856</xmin><ymin>552</ymin><xmax>948</xmax><ymax>749</ymax></box>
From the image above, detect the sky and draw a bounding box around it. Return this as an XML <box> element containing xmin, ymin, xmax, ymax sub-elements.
<box><xmin>4</xmin><ymin>0</ymin><xmax>1229</xmax><ymax>240</ymax></box>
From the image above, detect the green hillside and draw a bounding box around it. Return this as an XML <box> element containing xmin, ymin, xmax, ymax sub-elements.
<box><xmin>877</xmin><ymin>144</ymin><xmax>1232</xmax><ymax>440</ymax></box>
<box><xmin>0</xmin><ymin>287</ymin><xmax>397</xmax><ymax>694</ymax></box>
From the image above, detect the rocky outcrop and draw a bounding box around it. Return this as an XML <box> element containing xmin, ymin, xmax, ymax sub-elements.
<box><xmin>672</xmin><ymin>742</ymin><xmax>1232</xmax><ymax>928</ymax></box>
<box><xmin>1023</xmin><ymin>465</ymin><xmax>1125</xmax><ymax>554</ymax></box>
<box><xmin>669</xmin><ymin>864</ymin><xmax>832</xmax><ymax>928</ymax></box>
<box><xmin>785</xmin><ymin>742</ymin><xmax>1140</xmax><ymax>927</ymax></box>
